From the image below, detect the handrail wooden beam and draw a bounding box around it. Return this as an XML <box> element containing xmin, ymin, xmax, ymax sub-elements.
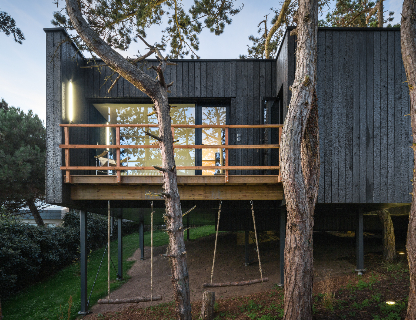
<box><xmin>59</xmin><ymin>144</ymin><xmax>280</xmax><ymax>149</ymax></box>
<box><xmin>60</xmin><ymin>124</ymin><xmax>283</xmax><ymax>128</ymax></box>
<box><xmin>60</xmin><ymin>165</ymin><xmax>280</xmax><ymax>171</ymax></box>
<box><xmin>60</xmin><ymin>123</ymin><xmax>282</xmax><ymax>183</ymax></box>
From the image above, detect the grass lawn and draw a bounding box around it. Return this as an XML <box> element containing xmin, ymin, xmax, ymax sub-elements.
<box><xmin>2</xmin><ymin>225</ymin><xmax>215</xmax><ymax>320</ymax></box>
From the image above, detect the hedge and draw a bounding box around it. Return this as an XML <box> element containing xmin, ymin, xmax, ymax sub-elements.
<box><xmin>0</xmin><ymin>211</ymin><xmax>136</xmax><ymax>299</ymax></box>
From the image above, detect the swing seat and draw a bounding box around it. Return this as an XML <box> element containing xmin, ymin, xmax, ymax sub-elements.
<box><xmin>97</xmin><ymin>295</ymin><xmax>162</xmax><ymax>304</ymax></box>
<box><xmin>202</xmin><ymin>277</ymin><xmax>269</xmax><ymax>288</ymax></box>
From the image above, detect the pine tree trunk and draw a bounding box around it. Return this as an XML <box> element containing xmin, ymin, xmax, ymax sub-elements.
<box><xmin>27</xmin><ymin>198</ymin><xmax>44</xmax><ymax>227</ymax></box>
<box><xmin>376</xmin><ymin>209</ymin><xmax>396</xmax><ymax>262</ymax></box>
<box><xmin>280</xmin><ymin>0</ymin><xmax>319</xmax><ymax>319</ymax></box>
<box><xmin>154</xmin><ymin>92</ymin><xmax>192</xmax><ymax>319</ymax></box>
<box><xmin>401</xmin><ymin>1</ymin><xmax>416</xmax><ymax>319</ymax></box>
<box><xmin>65</xmin><ymin>1</ymin><xmax>192</xmax><ymax>318</ymax></box>
<box><xmin>378</xmin><ymin>0</ymin><xmax>384</xmax><ymax>27</ymax></box>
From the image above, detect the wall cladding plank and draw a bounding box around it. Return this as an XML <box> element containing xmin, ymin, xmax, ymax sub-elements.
<box><xmin>379</xmin><ymin>32</ymin><xmax>388</xmax><ymax>201</ymax></box>
<box><xmin>324</xmin><ymin>30</ymin><xmax>333</xmax><ymax>204</ymax></box>
<box><xmin>365</xmin><ymin>31</ymin><xmax>374</xmax><ymax>203</ymax></box>
<box><xmin>387</xmin><ymin>32</ymin><xmax>395</xmax><ymax>203</ymax></box>
<box><xmin>317</xmin><ymin>31</ymin><xmax>326</xmax><ymax>203</ymax></box>
<box><xmin>373</xmin><ymin>31</ymin><xmax>381</xmax><ymax>203</ymax></box>
<box><xmin>278</xmin><ymin>28</ymin><xmax>412</xmax><ymax>204</ymax></box>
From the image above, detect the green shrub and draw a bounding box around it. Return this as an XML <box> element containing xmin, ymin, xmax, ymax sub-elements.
<box><xmin>0</xmin><ymin>211</ymin><xmax>128</xmax><ymax>299</ymax></box>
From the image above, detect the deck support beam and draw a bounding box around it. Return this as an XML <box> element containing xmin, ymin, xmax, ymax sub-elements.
<box><xmin>79</xmin><ymin>210</ymin><xmax>90</xmax><ymax>315</ymax></box>
<box><xmin>117</xmin><ymin>210</ymin><xmax>123</xmax><ymax>280</ymax></box>
<box><xmin>279</xmin><ymin>205</ymin><xmax>286</xmax><ymax>286</ymax></box>
<box><xmin>356</xmin><ymin>208</ymin><xmax>365</xmax><ymax>275</ymax></box>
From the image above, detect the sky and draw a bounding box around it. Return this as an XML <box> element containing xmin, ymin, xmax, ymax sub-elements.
<box><xmin>0</xmin><ymin>0</ymin><xmax>402</xmax><ymax>122</ymax></box>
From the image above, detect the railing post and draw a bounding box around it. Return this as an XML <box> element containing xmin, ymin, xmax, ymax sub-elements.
<box><xmin>225</xmin><ymin>127</ymin><xmax>229</xmax><ymax>183</ymax></box>
<box><xmin>64</xmin><ymin>126</ymin><xmax>70</xmax><ymax>183</ymax></box>
<box><xmin>116</xmin><ymin>126</ymin><xmax>121</xmax><ymax>183</ymax></box>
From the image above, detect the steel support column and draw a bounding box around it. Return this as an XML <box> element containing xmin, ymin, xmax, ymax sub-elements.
<box><xmin>244</xmin><ymin>230</ymin><xmax>250</xmax><ymax>266</ymax></box>
<box><xmin>356</xmin><ymin>208</ymin><xmax>365</xmax><ymax>275</ymax></box>
<box><xmin>279</xmin><ymin>207</ymin><xmax>286</xmax><ymax>286</ymax></box>
<box><xmin>187</xmin><ymin>212</ymin><xmax>190</xmax><ymax>240</ymax></box>
<box><xmin>139</xmin><ymin>220</ymin><xmax>144</xmax><ymax>260</ymax></box>
<box><xmin>79</xmin><ymin>210</ymin><xmax>89</xmax><ymax>315</ymax></box>
<box><xmin>117</xmin><ymin>210</ymin><xmax>123</xmax><ymax>280</ymax></box>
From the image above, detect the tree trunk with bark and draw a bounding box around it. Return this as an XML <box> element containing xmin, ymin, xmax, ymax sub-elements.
<box><xmin>401</xmin><ymin>1</ymin><xmax>416</xmax><ymax>319</ymax></box>
<box><xmin>280</xmin><ymin>0</ymin><xmax>319</xmax><ymax>319</ymax></box>
<box><xmin>65</xmin><ymin>1</ymin><xmax>191</xmax><ymax>318</ymax></box>
<box><xmin>376</xmin><ymin>209</ymin><xmax>396</xmax><ymax>262</ymax></box>
<box><xmin>27</xmin><ymin>198</ymin><xmax>44</xmax><ymax>227</ymax></box>
<box><xmin>378</xmin><ymin>0</ymin><xmax>384</xmax><ymax>27</ymax></box>
<box><xmin>201</xmin><ymin>291</ymin><xmax>215</xmax><ymax>320</ymax></box>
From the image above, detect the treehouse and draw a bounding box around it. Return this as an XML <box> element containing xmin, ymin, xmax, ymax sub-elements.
<box><xmin>44</xmin><ymin>26</ymin><xmax>411</xmax><ymax>313</ymax></box>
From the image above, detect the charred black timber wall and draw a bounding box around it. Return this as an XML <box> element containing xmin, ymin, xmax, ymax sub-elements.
<box><xmin>83</xmin><ymin>58</ymin><xmax>277</xmax><ymax>175</ymax></box>
<box><xmin>45</xmin><ymin>28</ymin><xmax>88</xmax><ymax>204</ymax></box>
<box><xmin>277</xmin><ymin>27</ymin><xmax>412</xmax><ymax>204</ymax></box>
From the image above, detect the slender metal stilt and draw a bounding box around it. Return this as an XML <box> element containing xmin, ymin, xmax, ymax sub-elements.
<box><xmin>356</xmin><ymin>208</ymin><xmax>365</xmax><ymax>275</ymax></box>
<box><xmin>139</xmin><ymin>220</ymin><xmax>144</xmax><ymax>260</ymax></box>
<box><xmin>244</xmin><ymin>230</ymin><xmax>250</xmax><ymax>266</ymax></box>
<box><xmin>279</xmin><ymin>207</ymin><xmax>286</xmax><ymax>286</ymax></box>
<box><xmin>117</xmin><ymin>209</ymin><xmax>123</xmax><ymax>280</ymax></box>
<box><xmin>187</xmin><ymin>212</ymin><xmax>190</xmax><ymax>240</ymax></box>
<box><xmin>79</xmin><ymin>210</ymin><xmax>90</xmax><ymax>315</ymax></box>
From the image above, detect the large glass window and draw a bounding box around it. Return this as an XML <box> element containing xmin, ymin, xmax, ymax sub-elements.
<box><xmin>91</xmin><ymin>103</ymin><xmax>226</xmax><ymax>175</ymax></box>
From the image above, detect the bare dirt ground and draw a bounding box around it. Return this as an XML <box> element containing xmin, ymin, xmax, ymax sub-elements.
<box><xmin>86</xmin><ymin>231</ymin><xmax>373</xmax><ymax>317</ymax></box>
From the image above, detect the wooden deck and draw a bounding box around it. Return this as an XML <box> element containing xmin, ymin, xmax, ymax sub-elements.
<box><xmin>69</xmin><ymin>175</ymin><xmax>283</xmax><ymax>201</ymax></box>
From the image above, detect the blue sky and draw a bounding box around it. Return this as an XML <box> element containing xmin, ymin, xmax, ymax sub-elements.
<box><xmin>0</xmin><ymin>0</ymin><xmax>402</xmax><ymax>122</ymax></box>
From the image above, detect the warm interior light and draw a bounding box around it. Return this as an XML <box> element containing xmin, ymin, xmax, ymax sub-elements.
<box><xmin>68</xmin><ymin>80</ymin><xmax>73</xmax><ymax>122</ymax></box>
<box><xmin>399</xmin><ymin>251</ymin><xmax>405</xmax><ymax>255</ymax></box>
<box><xmin>386</xmin><ymin>301</ymin><xmax>396</xmax><ymax>305</ymax></box>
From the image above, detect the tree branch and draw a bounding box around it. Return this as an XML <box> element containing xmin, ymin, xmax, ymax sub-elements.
<box><xmin>65</xmin><ymin>0</ymin><xmax>158</xmax><ymax>97</ymax></box>
<box><xmin>144</xmin><ymin>130</ymin><xmax>163</xmax><ymax>142</ymax></box>
<box><xmin>265</xmin><ymin>0</ymin><xmax>291</xmax><ymax>59</ymax></box>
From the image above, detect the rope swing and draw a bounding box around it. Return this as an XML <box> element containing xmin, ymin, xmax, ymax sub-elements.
<box><xmin>203</xmin><ymin>200</ymin><xmax>269</xmax><ymax>288</ymax></box>
<box><xmin>98</xmin><ymin>201</ymin><xmax>162</xmax><ymax>304</ymax></box>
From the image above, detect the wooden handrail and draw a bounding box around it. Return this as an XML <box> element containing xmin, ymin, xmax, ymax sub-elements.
<box><xmin>60</xmin><ymin>165</ymin><xmax>280</xmax><ymax>171</ymax></box>
<box><xmin>60</xmin><ymin>124</ymin><xmax>283</xmax><ymax>128</ymax></box>
<box><xmin>60</xmin><ymin>144</ymin><xmax>280</xmax><ymax>149</ymax></box>
<box><xmin>59</xmin><ymin>123</ymin><xmax>282</xmax><ymax>183</ymax></box>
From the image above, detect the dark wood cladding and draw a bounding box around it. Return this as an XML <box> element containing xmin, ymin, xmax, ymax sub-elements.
<box><xmin>83</xmin><ymin>59</ymin><xmax>276</xmax><ymax>100</ymax></box>
<box><xmin>277</xmin><ymin>28</ymin><xmax>411</xmax><ymax>204</ymax></box>
<box><xmin>83</xmin><ymin>58</ymin><xmax>277</xmax><ymax>175</ymax></box>
<box><xmin>46</xmin><ymin>27</ymin><xmax>411</xmax><ymax>206</ymax></box>
<box><xmin>45</xmin><ymin>28</ymin><xmax>88</xmax><ymax>204</ymax></box>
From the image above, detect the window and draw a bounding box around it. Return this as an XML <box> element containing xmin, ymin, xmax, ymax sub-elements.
<box><xmin>91</xmin><ymin>103</ymin><xmax>227</xmax><ymax>175</ymax></box>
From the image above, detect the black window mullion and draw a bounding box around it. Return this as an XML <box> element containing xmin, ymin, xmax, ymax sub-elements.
<box><xmin>195</xmin><ymin>104</ymin><xmax>202</xmax><ymax>175</ymax></box>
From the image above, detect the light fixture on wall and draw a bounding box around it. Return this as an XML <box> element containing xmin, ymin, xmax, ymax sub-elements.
<box><xmin>68</xmin><ymin>80</ymin><xmax>73</xmax><ymax>122</ymax></box>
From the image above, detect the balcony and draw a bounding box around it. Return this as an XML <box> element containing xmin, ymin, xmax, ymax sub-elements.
<box><xmin>59</xmin><ymin>124</ymin><xmax>284</xmax><ymax>201</ymax></box>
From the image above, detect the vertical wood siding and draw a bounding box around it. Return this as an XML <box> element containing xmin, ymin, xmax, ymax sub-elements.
<box><xmin>277</xmin><ymin>28</ymin><xmax>411</xmax><ymax>204</ymax></box>
<box><xmin>82</xmin><ymin>58</ymin><xmax>276</xmax><ymax>175</ymax></box>
<box><xmin>45</xmin><ymin>28</ymin><xmax>87</xmax><ymax>204</ymax></box>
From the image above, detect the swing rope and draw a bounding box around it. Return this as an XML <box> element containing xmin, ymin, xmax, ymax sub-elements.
<box><xmin>203</xmin><ymin>200</ymin><xmax>268</xmax><ymax>288</ymax></box>
<box><xmin>98</xmin><ymin>201</ymin><xmax>162</xmax><ymax>304</ymax></box>
<box><xmin>210</xmin><ymin>201</ymin><xmax>222</xmax><ymax>284</ymax></box>
<box><xmin>250</xmin><ymin>200</ymin><xmax>263</xmax><ymax>281</ymax></box>
<box><xmin>107</xmin><ymin>200</ymin><xmax>111</xmax><ymax>298</ymax></box>
<box><xmin>151</xmin><ymin>201</ymin><xmax>154</xmax><ymax>301</ymax></box>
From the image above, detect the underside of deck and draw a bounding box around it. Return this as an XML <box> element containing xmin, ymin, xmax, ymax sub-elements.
<box><xmin>69</xmin><ymin>175</ymin><xmax>283</xmax><ymax>201</ymax></box>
